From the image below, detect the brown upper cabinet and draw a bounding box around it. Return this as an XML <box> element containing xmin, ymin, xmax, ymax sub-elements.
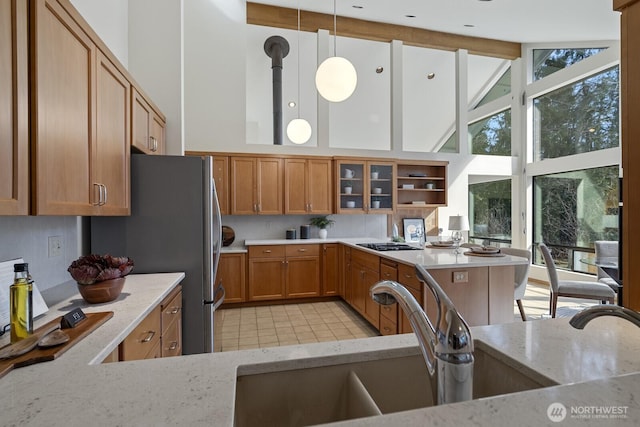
<box><xmin>3</xmin><ymin>0</ymin><xmax>165</xmax><ymax>216</ymax></box>
<box><xmin>230</xmin><ymin>156</ymin><xmax>283</xmax><ymax>215</ymax></box>
<box><xmin>335</xmin><ymin>158</ymin><xmax>395</xmax><ymax>214</ymax></box>
<box><xmin>213</xmin><ymin>156</ymin><xmax>230</xmax><ymax>215</ymax></box>
<box><xmin>0</xmin><ymin>0</ymin><xmax>28</xmax><ymax>215</ymax></box>
<box><xmin>132</xmin><ymin>88</ymin><xmax>165</xmax><ymax>155</ymax></box>
<box><xmin>284</xmin><ymin>158</ymin><xmax>333</xmax><ymax>214</ymax></box>
<box><xmin>31</xmin><ymin>0</ymin><xmax>129</xmax><ymax>215</ymax></box>
<box><xmin>396</xmin><ymin>161</ymin><xmax>448</xmax><ymax>207</ymax></box>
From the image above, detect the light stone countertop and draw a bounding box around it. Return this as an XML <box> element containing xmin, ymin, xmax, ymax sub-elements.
<box><xmin>2</xmin><ymin>272</ymin><xmax>639</xmax><ymax>426</ymax></box>
<box><xmin>245</xmin><ymin>237</ymin><xmax>529</xmax><ymax>269</ymax></box>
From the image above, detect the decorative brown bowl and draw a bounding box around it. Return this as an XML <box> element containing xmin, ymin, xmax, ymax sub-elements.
<box><xmin>77</xmin><ymin>278</ymin><xmax>125</xmax><ymax>304</ymax></box>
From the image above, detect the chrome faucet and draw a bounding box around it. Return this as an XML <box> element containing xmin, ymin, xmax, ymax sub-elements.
<box><xmin>370</xmin><ymin>264</ymin><xmax>474</xmax><ymax>405</ymax></box>
<box><xmin>570</xmin><ymin>305</ymin><xmax>640</xmax><ymax>329</ymax></box>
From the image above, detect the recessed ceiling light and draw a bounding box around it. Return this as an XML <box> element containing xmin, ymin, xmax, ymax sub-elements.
<box><xmin>464</xmin><ymin>24</ymin><xmax>475</xmax><ymax>28</ymax></box>
<box><xmin>588</xmin><ymin>128</ymin><xmax>596</xmax><ymax>133</ymax></box>
<box><xmin>288</xmin><ymin>101</ymin><xmax>296</xmax><ymax>108</ymax></box>
<box><xmin>352</xmin><ymin>5</ymin><xmax>363</xmax><ymax>9</ymax></box>
<box><xmin>376</xmin><ymin>66</ymin><xmax>384</xmax><ymax>73</ymax></box>
<box><xmin>405</xmin><ymin>14</ymin><xmax>416</xmax><ymax>18</ymax></box>
<box><xmin>427</xmin><ymin>73</ymin><xmax>435</xmax><ymax>79</ymax></box>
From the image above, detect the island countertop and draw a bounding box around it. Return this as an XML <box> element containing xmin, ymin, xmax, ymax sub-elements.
<box><xmin>244</xmin><ymin>238</ymin><xmax>529</xmax><ymax>269</ymax></box>
<box><xmin>1</xmin><ymin>269</ymin><xmax>638</xmax><ymax>425</ymax></box>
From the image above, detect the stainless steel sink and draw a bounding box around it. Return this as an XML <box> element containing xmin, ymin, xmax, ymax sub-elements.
<box><xmin>233</xmin><ymin>341</ymin><xmax>556</xmax><ymax>426</ymax></box>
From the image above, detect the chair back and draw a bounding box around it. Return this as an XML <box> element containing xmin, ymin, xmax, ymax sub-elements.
<box><xmin>594</xmin><ymin>240</ymin><xmax>618</xmax><ymax>280</ymax></box>
<box><xmin>538</xmin><ymin>243</ymin><xmax>559</xmax><ymax>293</ymax></box>
<box><xmin>500</xmin><ymin>247</ymin><xmax>531</xmax><ymax>300</ymax></box>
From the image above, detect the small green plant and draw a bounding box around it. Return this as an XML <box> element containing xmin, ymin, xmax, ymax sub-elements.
<box><xmin>309</xmin><ymin>215</ymin><xmax>335</xmax><ymax>230</ymax></box>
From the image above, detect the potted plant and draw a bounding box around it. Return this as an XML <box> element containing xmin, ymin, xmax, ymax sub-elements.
<box><xmin>68</xmin><ymin>254</ymin><xmax>134</xmax><ymax>303</ymax></box>
<box><xmin>344</xmin><ymin>181</ymin><xmax>353</xmax><ymax>194</ymax></box>
<box><xmin>309</xmin><ymin>215</ymin><xmax>335</xmax><ymax>239</ymax></box>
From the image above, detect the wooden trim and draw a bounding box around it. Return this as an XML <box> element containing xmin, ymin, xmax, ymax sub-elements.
<box><xmin>247</xmin><ymin>2</ymin><xmax>521</xmax><ymax>60</ymax></box>
<box><xmin>614</xmin><ymin>0</ymin><xmax>640</xmax><ymax>11</ymax></box>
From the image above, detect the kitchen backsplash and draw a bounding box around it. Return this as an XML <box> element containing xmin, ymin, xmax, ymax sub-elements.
<box><xmin>0</xmin><ymin>216</ymin><xmax>82</xmax><ymax>292</ymax></box>
<box><xmin>221</xmin><ymin>214</ymin><xmax>388</xmax><ymax>246</ymax></box>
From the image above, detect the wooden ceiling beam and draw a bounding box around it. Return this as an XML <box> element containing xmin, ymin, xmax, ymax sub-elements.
<box><xmin>247</xmin><ymin>2</ymin><xmax>521</xmax><ymax>60</ymax></box>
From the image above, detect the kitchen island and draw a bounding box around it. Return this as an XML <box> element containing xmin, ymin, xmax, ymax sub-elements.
<box><xmin>245</xmin><ymin>238</ymin><xmax>528</xmax><ymax>327</ymax></box>
<box><xmin>0</xmin><ymin>271</ymin><xmax>638</xmax><ymax>426</ymax></box>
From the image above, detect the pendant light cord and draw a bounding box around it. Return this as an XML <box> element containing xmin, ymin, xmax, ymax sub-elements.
<box><xmin>333</xmin><ymin>0</ymin><xmax>337</xmax><ymax>56</ymax></box>
<box><xmin>297</xmin><ymin>0</ymin><xmax>301</xmax><ymax>119</ymax></box>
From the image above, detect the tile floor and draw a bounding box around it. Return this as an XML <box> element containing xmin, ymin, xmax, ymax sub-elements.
<box><xmin>216</xmin><ymin>283</ymin><xmax>599</xmax><ymax>352</ymax></box>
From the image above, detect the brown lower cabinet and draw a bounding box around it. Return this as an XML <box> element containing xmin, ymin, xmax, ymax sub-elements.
<box><xmin>216</xmin><ymin>253</ymin><xmax>247</xmax><ymax>304</ymax></box>
<box><xmin>248</xmin><ymin>245</ymin><xmax>320</xmax><ymax>300</ymax></box>
<box><xmin>349</xmin><ymin>248</ymin><xmax>380</xmax><ymax>329</ymax></box>
<box><xmin>322</xmin><ymin>243</ymin><xmax>339</xmax><ymax>296</ymax></box>
<box><xmin>397</xmin><ymin>263</ymin><xmax>423</xmax><ymax>334</ymax></box>
<box><xmin>119</xmin><ymin>285</ymin><xmax>182</xmax><ymax>361</ymax></box>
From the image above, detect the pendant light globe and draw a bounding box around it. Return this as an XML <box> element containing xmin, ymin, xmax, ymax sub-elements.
<box><xmin>315</xmin><ymin>56</ymin><xmax>357</xmax><ymax>102</ymax></box>
<box><xmin>287</xmin><ymin>118</ymin><xmax>312</xmax><ymax>144</ymax></box>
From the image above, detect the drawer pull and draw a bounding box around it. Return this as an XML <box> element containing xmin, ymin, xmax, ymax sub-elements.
<box><xmin>169</xmin><ymin>307</ymin><xmax>181</xmax><ymax>315</ymax></box>
<box><xmin>383</xmin><ymin>327</ymin><xmax>391</xmax><ymax>332</ymax></box>
<box><xmin>298</xmin><ymin>249</ymin><xmax>307</xmax><ymax>252</ymax></box>
<box><xmin>142</xmin><ymin>331</ymin><xmax>156</xmax><ymax>343</ymax></box>
<box><xmin>168</xmin><ymin>341</ymin><xmax>178</xmax><ymax>351</ymax></box>
<box><xmin>263</xmin><ymin>250</ymin><xmax>272</xmax><ymax>254</ymax></box>
<box><xmin>404</xmin><ymin>274</ymin><xmax>413</xmax><ymax>279</ymax></box>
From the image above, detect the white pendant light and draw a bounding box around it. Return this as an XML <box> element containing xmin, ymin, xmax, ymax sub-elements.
<box><xmin>286</xmin><ymin>0</ymin><xmax>312</xmax><ymax>144</ymax></box>
<box><xmin>315</xmin><ymin>0</ymin><xmax>357</xmax><ymax>103</ymax></box>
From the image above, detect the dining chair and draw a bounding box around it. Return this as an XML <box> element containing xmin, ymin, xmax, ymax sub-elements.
<box><xmin>594</xmin><ymin>240</ymin><xmax>619</xmax><ymax>292</ymax></box>
<box><xmin>539</xmin><ymin>243</ymin><xmax>616</xmax><ymax>318</ymax></box>
<box><xmin>500</xmin><ymin>247</ymin><xmax>531</xmax><ymax>321</ymax></box>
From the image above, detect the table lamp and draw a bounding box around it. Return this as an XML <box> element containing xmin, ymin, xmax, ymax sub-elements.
<box><xmin>448</xmin><ymin>215</ymin><xmax>470</xmax><ymax>253</ymax></box>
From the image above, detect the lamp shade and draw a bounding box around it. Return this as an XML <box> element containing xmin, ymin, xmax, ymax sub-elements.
<box><xmin>286</xmin><ymin>118</ymin><xmax>312</xmax><ymax>144</ymax></box>
<box><xmin>448</xmin><ymin>215</ymin><xmax>470</xmax><ymax>231</ymax></box>
<box><xmin>315</xmin><ymin>56</ymin><xmax>357</xmax><ymax>102</ymax></box>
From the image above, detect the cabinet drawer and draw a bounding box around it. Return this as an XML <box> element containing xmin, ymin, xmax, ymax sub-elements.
<box><xmin>351</xmin><ymin>248</ymin><xmax>379</xmax><ymax>271</ymax></box>
<box><xmin>248</xmin><ymin>245</ymin><xmax>285</xmax><ymax>259</ymax></box>
<box><xmin>379</xmin><ymin>313</ymin><xmax>397</xmax><ymax>336</ymax></box>
<box><xmin>120</xmin><ymin>305</ymin><xmax>161</xmax><ymax>361</ymax></box>
<box><xmin>286</xmin><ymin>244</ymin><xmax>320</xmax><ymax>257</ymax></box>
<box><xmin>380</xmin><ymin>263</ymin><xmax>397</xmax><ymax>281</ymax></box>
<box><xmin>161</xmin><ymin>287</ymin><xmax>182</xmax><ymax>335</ymax></box>
<box><xmin>380</xmin><ymin>303</ymin><xmax>398</xmax><ymax>322</ymax></box>
<box><xmin>161</xmin><ymin>317</ymin><xmax>182</xmax><ymax>357</ymax></box>
<box><xmin>398</xmin><ymin>264</ymin><xmax>422</xmax><ymax>292</ymax></box>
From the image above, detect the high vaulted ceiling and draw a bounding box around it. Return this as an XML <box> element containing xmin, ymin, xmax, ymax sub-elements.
<box><xmin>251</xmin><ymin>0</ymin><xmax>620</xmax><ymax>44</ymax></box>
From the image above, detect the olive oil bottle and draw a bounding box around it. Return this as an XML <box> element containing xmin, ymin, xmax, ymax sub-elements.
<box><xmin>10</xmin><ymin>263</ymin><xmax>33</xmax><ymax>343</ymax></box>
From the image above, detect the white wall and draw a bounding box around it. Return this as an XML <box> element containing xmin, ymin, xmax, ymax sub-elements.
<box><xmin>128</xmin><ymin>0</ymin><xmax>183</xmax><ymax>155</ymax></box>
<box><xmin>0</xmin><ymin>217</ymin><xmax>81</xmax><ymax>291</ymax></box>
<box><xmin>183</xmin><ymin>0</ymin><xmax>247</xmax><ymax>152</ymax></box>
<box><xmin>70</xmin><ymin>0</ymin><xmax>129</xmax><ymax>67</ymax></box>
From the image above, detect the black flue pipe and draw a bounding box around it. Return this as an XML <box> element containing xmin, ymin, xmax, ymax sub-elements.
<box><xmin>264</xmin><ymin>36</ymin><xmax>290</xmax><ymax>145</ymax></box>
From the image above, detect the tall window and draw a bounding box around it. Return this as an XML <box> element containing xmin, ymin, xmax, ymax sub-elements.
<box><xmin>470</xmin><ymin>109</ymin><xmax>511</xmax><ymax>155</ymax></box>
<box><xmin>469</xmin><ymin>179</ymin><xmax>512</xmax><ymax>245</ymax></box>
<box><xmin>533</xmin><ymin>166</ymin><xmax>619</xmax><ymax>269</ymax></box>
<box><xmin>533</xmin><ymin>48</ymin><xmax>606</xmax><ymax>81</ymax></box>
<box><xmin>533</xmin><ymin>66</ymin><xmax>619</xmax><ymax>161</ymax></box>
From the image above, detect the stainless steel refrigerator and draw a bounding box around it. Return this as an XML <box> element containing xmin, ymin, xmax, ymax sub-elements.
<box><xmin>91</xmin><ymin>154</ymin><xmax>224</xmax><ymax>354</ymax></box>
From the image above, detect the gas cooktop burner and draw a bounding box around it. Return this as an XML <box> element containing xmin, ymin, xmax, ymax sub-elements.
<box><xmin>356</xmin><ymin>243</ymin><xmax>422</xmax><ymax>251</ymax></box>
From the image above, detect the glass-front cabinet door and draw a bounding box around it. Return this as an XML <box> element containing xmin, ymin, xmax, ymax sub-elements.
<box><xmin>337</xmin><ymin>160</ymin><xmax>366</xmax><ymax>213</ymax></box>
<box><xmin>367</xmin><ymin>161</ymin><xmax>395</xmax><ymax>213</ymax></box>
<box><xmin>335</xmin><ymin>159</ymin><xmax>395</xmax><ymax>213</ymax></box>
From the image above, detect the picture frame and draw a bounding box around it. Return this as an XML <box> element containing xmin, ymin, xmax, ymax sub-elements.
<box><xmin>403</xmin><ymin>218</ymin><xmax>425</xmax><ymax>243</ymax></box>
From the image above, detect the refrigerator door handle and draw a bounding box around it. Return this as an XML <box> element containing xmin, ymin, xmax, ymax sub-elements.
<box><xmin>204</xmin><ymin>282</ymin><xmax>225</xmax><ymax>311</ymax></box>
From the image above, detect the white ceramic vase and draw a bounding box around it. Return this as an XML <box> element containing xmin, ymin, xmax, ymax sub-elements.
<box><xmin>319</xmin><ymin>228</ymin><xmax>328</xmax><ymax>239</ymax></box>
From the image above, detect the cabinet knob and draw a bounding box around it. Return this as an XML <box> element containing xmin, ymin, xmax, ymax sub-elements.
<box><xmin>169</xmin><ymin>307</ymin><xmax>180</xmax><ymax>315</ymax></box>
<box><xmin>168</xmin><ymin>341</ymin><xmax>178</xmax><ymax>351</ymax></box>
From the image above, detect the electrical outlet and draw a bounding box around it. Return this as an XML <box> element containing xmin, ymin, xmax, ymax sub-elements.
<box><xmin>48</xmin><ymin>235</ymin><xmax>62</xmax><ymax>258</ymax></box>
<box><xmin>452</xmin><ymin>271</ymin><xmax>468</xmax><ymax>283</ymax></box>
